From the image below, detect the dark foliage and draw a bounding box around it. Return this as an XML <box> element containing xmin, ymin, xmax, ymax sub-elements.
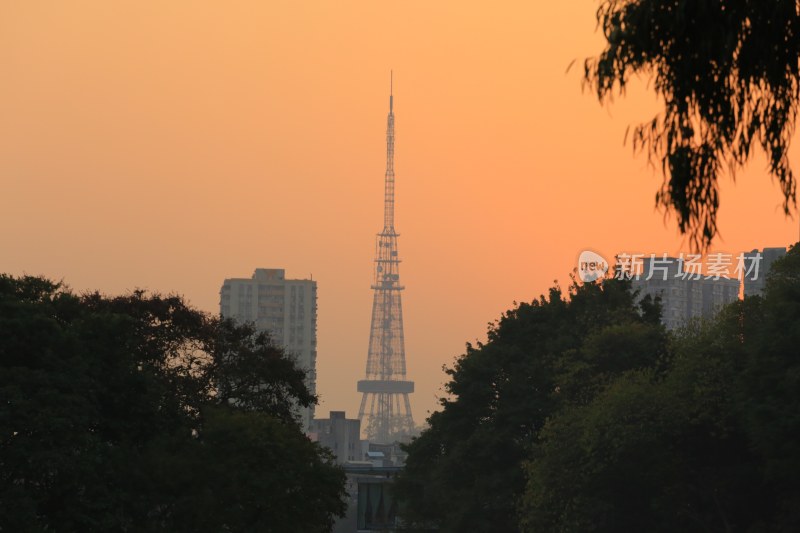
<box><xmin>399</xmin><ymin>244</ymin><xmax>800</xmax><ymax>531</ymax></box>
<box><xmin>522</xmin><ymin>244</ymin><xmax>800</xmax><ymax>531</ymax></box>
<box><xmin>394</xmin><ymin>278</ymin><xmax>667</xmax><ymax>532</ymax></box>
<box><xmin>0</xmin><ymin>276</ymin><xmax>345</xmax><ymax>532</ymax></box>
<box><xmin>586</xmin><ymin>0</ymin><xmax>799</xmax><ymax>248</ymax></box>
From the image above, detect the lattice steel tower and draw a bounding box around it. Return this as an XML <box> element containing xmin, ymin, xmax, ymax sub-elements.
<box><xmin>357</xmin><ymin>75</ymin><xmax>415</xmax><ymax>443</ymax></box>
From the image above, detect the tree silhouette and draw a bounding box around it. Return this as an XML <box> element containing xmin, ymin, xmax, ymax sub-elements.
<box><xmin>0</xmin><ymin>275</ymin><xmax>345</xmax><ymax>532</ymax></box>
<box><xmin>585</xmin><ymin>0</ymin><xmax>800</xmax><ymax>248</ymax></box>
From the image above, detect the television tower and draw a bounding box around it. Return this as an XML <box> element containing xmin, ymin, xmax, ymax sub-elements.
<box><xmin>357</xmin><ymin>74</ymin><xmax>415</xmax><ymax>443</ymax></box>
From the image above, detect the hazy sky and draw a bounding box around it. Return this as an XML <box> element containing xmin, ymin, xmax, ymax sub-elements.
<box><xmin>3</xmin><ymin>2</ymin><xmax>798</xmax><ymax>421</ymax></box>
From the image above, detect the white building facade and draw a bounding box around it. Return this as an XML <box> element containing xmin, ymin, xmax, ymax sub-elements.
<box><xmin>219</xmin><ymin>268</ymin><xmax>317</xmax><ymax>428</ymax></box>
<box><xmin>630</xmin><ymin>256</ymin><xmax>740</xmax><ymax>330</ymax></box>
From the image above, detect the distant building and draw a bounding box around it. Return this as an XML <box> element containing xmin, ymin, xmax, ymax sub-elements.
<box><xmin>311</xmin><ymin>411</ymin><xmax>361</xmax><ymax>464</ymax></box>
<box><xmin>742</xmin><ymin>247</ymin><xmax>788</xmax><ymax>297</ymax></box>
<box><xmin>629</xmin><ymin>256</ymin><xmax>739</xmax><ymax>330</ymax></box>
<box><xmin>219</xmin><ymin>268</ymin><xmax>317</xmax><ymax>429</ymax></box>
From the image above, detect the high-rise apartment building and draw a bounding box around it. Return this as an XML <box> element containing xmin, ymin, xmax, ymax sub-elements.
<box><xmin>630</xmin><ymin>256</ymin><xmax>739</xmax><ymax>330</ymax></box>
<box><xmin>742</xmin><ymin>247</ymin><xmax>788</xmax><ymax>297</ymax></box>
<box><xmin>219</xmin><ymin>268</ymin><xmax>317</xmax><ymax>428</ymax></box>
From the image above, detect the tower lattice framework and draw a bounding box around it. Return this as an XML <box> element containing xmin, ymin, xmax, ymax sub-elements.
<box><xmin>357</xmin><ymin>77</ymin><xmax>415</xmax><ymax>443</ymax></box>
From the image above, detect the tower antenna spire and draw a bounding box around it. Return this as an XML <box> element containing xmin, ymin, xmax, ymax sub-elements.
<box><xmin>382</xmin><ymin>73</ymin><xmax>396</xmax><ymax>232</ymax></box>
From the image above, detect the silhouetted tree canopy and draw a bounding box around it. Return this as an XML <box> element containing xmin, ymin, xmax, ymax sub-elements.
<box><xmin>398</xmin><ymin>244</ymin><xmax>800</xmax><ymax>532</ymax></box>
<box><xmin>0</xmin><ymin>276</ymin><xmax>345</xmax><ymax>532</ymax></box>
<box><xmin>394</xmin><ymin>277</ymin><xmax>667</xmax><ymax>532</ymax></box>
<box><xmin>522</xmin><ymin>245</ymin><xmax>800</xmax><ymax>531</ymax></box>
<box><xmin>586</xmin><ymin>0</ymin><xmax>799</xmax><ymax>248</ymax></box>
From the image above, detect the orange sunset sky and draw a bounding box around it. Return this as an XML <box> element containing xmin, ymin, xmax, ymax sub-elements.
<box><xmin>2</xmin><ymin>2</ymin><xmax>798</xmax><ymax>422</ymax></box>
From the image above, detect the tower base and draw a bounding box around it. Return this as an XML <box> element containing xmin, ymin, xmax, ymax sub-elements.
<box><xmin>358</xmin><ymin>391</ymin><xmax>415</xmax><ymax>444</ymax></box>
